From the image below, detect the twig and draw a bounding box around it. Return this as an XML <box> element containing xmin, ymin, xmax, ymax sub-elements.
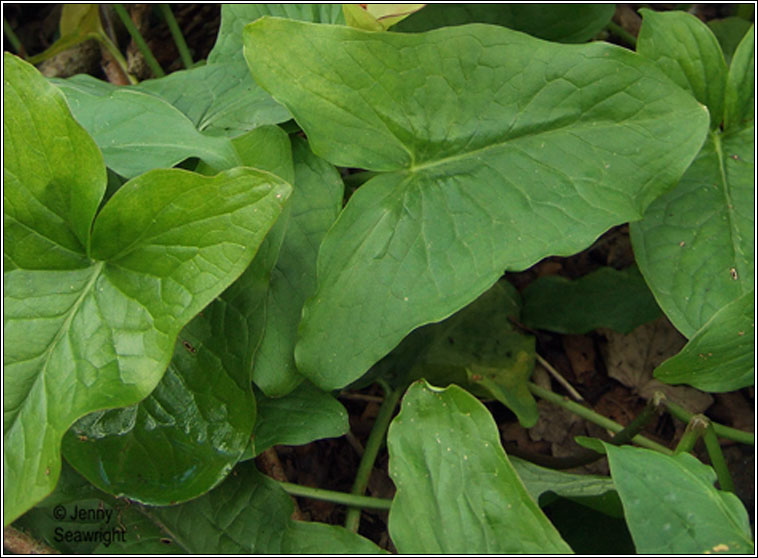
<box><xmin>257</xmin><ymin>447</ymin><xmax>303</xmax><ymax>520</ymax></box>
<box><xmin>3</xmin><ymin>17</ymin><xmax>25</xmax><ymax>57</ymax></box>
<box><xmin>703</xmin><ymin>422</ymin><xmax>736</xmax><ymax>492</ymax></box>
<box><xmin>535</xmin><ymin>353</ymin><xmax>584</xmax><ymax>401</ymax></box>
<box><xmin>4</xmin><ymin>526</ymin><xmax>59</xmax><ymax>554</ymax></box>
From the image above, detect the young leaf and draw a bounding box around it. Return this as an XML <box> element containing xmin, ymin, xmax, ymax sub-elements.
<box><xmin>3</xmin><ymin>53</ymin><xmax>291</xmax><ymax>524</ymax></box>
<box><xmin>394</xmin><ymin>4</ymin><xmax>615</xmax><ymax>43</ymax></box>
<box><xmin>52</xmin><ymin>78</ymin><xmax>240</xmax><ymax>178</ymax></box>
<box><xmin>244</xmin><ymin>17</ymin><xmax>709</xmax><ymax>390</ymax></box>
<box><xmin>601</xmin><ymin>443</ymin><xmax>754</xmax><ymax>554</ymax></box>
<box><xmin>27</xmin><ymin>4</ymin><xmax>103</xmax><ymax>64</ymax></box>
<box><xmin>654</xmin><ymin>291</ymin><xmax>754</xmax><ymax>392</ymax></box>
<box><xmin>708</xmin><ymin>17</ymin><xmax>753</xmax><ymax>65</ymax></box>
<box><xmin>631</xmin><ymin>25</ymin><xmax>754</xmax><ymax>338</ymax></box>
<box><xmin>253</xmin><ymin>381</ymin><xmax>349</xmax><ymax>456</ymax></box>
<box><xmin>343</xmin><ymin>4</ymin><xmax>426</xmax><ymax>31</ymax></box>
<box><xmin>637</xmin><ymin>9</ymin><xmax>728</xmax><ymax>128</ymax></box>
<box><xmin>521</xmin><ymin>266</ymin><xmax>661</xmax><ymax>334</ymax></box>
<box><xmin>399</xmin><ymin>281</ymin><xmax>538</xmax><ymax>427</ymax></box>
<box><xmin>387</xmin><ymin>380</ymin><xmax>572</xmax><ymax>553</ymax></box>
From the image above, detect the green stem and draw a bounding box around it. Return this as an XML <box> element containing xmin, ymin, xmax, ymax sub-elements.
<box><xmin>703</xmin><ymin>423</ymin><xmax>736</xmax><ymax>492</ymax></box>
<box><xmin>112</xmin><ymin>4</ymin><xmax>165</xmax><ymax>77</ymax></box>
<box><xmin>507</xmin><ymin>393</ymin><xmax>665</xmax><ymax>469</ymax></box>
<box><xmin>344</xmin><ymin>385</ymin><xmax>402</xmax><ymax>532</ymax></box>
<box><xmin>528</xmin><ymin>382</ymin><xmax>672</xmax><ymax>455</ymax></box>
<box><xmin>159</xmin><ymin>4</ymin><xmax>193</xmax><ymax>68</ymax></box>
<box><xmin>664</xmin><ymin>399</ymin><xmax>754</xmax><ymax>445</ymax></box>
<box><xmin>674</xmin><ymin>415</ymin><xmax>708</xmax><ymax>455</ymax></box>
<box><xmin>606</xmin><ymin>20</ymin><xmax>637</xmax><ymax>48</ymax></box>
<box><xmin>3</xmin><ymin>17</ymin><xmax>25</xmax><ymax>56</ymax></box>
<box><xmin>95</xmin><ymin>31</ymin><xmax>138</xmax><ymax>85</ymax></box>
<box><xmin>277</xmin><ymin>481</ymin><xmax>393</xmax><ymax>510</ymax></box>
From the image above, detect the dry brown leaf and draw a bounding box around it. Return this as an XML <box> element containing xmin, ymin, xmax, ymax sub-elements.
<box><xmin>599</xmin><ymin>317</ymin><xmax>713</xmax><ymax>413</ymax></box>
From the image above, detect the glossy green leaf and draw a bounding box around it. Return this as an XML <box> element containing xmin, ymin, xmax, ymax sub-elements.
<box><xmin>3</xmin><ymin>53</ymin><xmax>291</xmax><ymax>524</ymax></box>
<box><xmin>253</xmin><ymin>381</ymin><xmax>349</xmax><ymax>456</ymax></box>
<box><xmin>57</xmin><ymin>126</ymin><xmax>296</xmax><ymax>504</ymax></box>
<box><xmin>521</xmin><ymin>266</ymin><xmax>661</xmax><ymax>334</ymax></box>
<box><xmin>654</xmin><ymin>291</ymin><xmax>754</xmax><ymax>391</ymax></box>
<box><xmin>52</xmin><ymin>77</ymin><xmax>240</xmax><ymax>177</ymax></box>
<box><xmin>637</xmin><ymin>9</ymin><xmax>728</xmax><ymax>128</ymax></box>
<box><xmin>602</xmin><ymin>443</ymin><xmax>754</xmax><ymax>554</ymax></box>
<box><xmin>98</xmin><ymin>462</ymin><xmax>384</xmax><ymax>554</ymax></box>
<box><xmin>252</xmin><ymin>137</ymin><xmax>345</xmax><ymax>396</ymax></box>
<box><xmin>395</xmin><ymin>4</ymin><xmax>615</xmax><ymax>42</ymax></box>
<box><xmin>387</xmin><ymin>381</ymin><xmax>572</xmax><ymax>553</ymax></box>
<box><xmin>708</xmin><ymin>17</ymin><xmax>753</xmax><ymax>65</ymax></box>
<box><xmin>244</xmin><ymin>18</ymin><xmax>709</xmax><ymax>390</ymax></box>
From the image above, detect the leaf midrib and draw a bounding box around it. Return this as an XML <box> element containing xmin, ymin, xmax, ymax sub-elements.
<box><xmin>7</xmin><ymin>261</ymin><xmax>103</xmax><ymax>432</ymax></box>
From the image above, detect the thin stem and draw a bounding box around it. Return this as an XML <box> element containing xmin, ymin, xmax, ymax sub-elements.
<box><xmin>664</xmin><ymin>399</ymin><xmax>754</xmax><ymax>445</ymax></box>
<box><xmin>535</xmin><ymin>353</ymin><xmax>584</xmax><ymax>401</ymax></box>
<box><xmin>506</xmin><ymin>393</ymin><xmax>665</xmax><ymax>469</ymax></box>
<box><xmin>112</xmin><ymin>4</ymin><xmax>165</xmax><ymax>77</ymax></box>
<box><xmin>606</xmin><ymin>20</ymin><xmax>637</xmax><ymax>48</ymax></box>
<box><xmin>277</xmin><ymin>482</ymin><xmax>393</xmax><ymax>511</ymax></box>
<box><xmin>159</xmin><ymin>4</ymin><xmax>193</xmax><ymax>68</ymax></box>
<box><xmin>703</xmin><ymin>423</ymin><xmax>735</xmax><ymax>492</ymax></box>
<box><xmin>528</xmin><ymin>382</ymin><xmax>672</xmax><ymax>455</ymax></box>
<box><xmin>674</xmin><ymin>415</ymin><xmax>708</xmax><ymax>454</ymax></box>
<box><xmin>3</xmin><ymin>17</ymin><xmax>25</xmax><ymax>56</ymax></box>
<box><xmin>345</xmin><ymin>385</ymin><xmax>402</xmax><ymax>532</ymax></box>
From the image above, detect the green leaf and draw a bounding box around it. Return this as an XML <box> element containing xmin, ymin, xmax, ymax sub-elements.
<box><xmin>3</xmin><ymin>53</ymin><xmax>291</xmax><ymax>524</ymax></box>
<box><xmin>387</xmin><ymin>381</ymin><xmax>572</xmax><ymax>553</ymax></box>
<box><xmin>52</xmin><ymin>77</ymin><xmax>240</xmax><ymax>177</ymax></box>
<box><xmin>724</xmin><ymin>25</ymin><xmax>754</xmax><ymax>133</ymax></box>
<box><xmin>708</xmin><ymin>17</ymin><xmax>753</xmax><ymax>65</ymax></box>
<box><xmin>209</xmin><ymin>4</ymin><xmax>344</xmax><ymax>64</ymax></box>
<box><xmin>510</xmin><ymin>456</ymin><xmax>616</xmax><ymax>506</ymax></box>
<box><xmin>521</xmin><ymin>266</ymin><xmax>661</xmax><ymax>334</ymax></box>
<box><xmin>55</xmin><ymin>125</ymin><xmax>298</xmax><ymax>505</ymax></box>
<box><xmin>98</xmin><ymin>462</ymin><xmax>384</xmax><ymax>554</ymax></box>
<box><xmin>632</xmin><ymin>19</ymin><xmax>754</xmax><ymax>338</ymax></box>
<box><xmin>60</xmin><ymin>316</ymin><xmax>256</xmax><ymax>505</ymax></box>
<box><xmin>630</xmin><ymin>128</ymin><xmax>753</xmax><ymax>338</ymax></box>
<box><xmin>253</xmin><ymin>381</ymin><xmax>349</xmax><ymax>456</ymax></box>
<box><xmin>654</xmin><ymin>291</ymin><xmax>754</xmax><ymax>391</ymax></box>
<box><xmin>394</xmin><ymin>4</ymin><xmax>615</xmax><ymax>43</ymax></box>
<box><xmin>398</xmin><ymin>281</ymin><xmax>538</xmax><ymax>427</ymax></box>
<box><xmin>136</xmin><ymin>62</ymin><xmax>291</xmax><ymax>137</ymax></box>
<box><xmin>637</xmin><ymin>8</ymin><xmax>728</xmax><ymax>128</ymax></box>
<box><xmin>251</xmin><ymin>137</ymin><xmax>345</xmax><ymax>396</ymax></box>
<box><xmin>244</xmin><ymin>18</ymin><xmax>709</xmax><ymax>390</ymax></box>
<box><xmin>602</xmin><ymin>443</ymin><xmax>754</xmax><ymax>554</ymax></box>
